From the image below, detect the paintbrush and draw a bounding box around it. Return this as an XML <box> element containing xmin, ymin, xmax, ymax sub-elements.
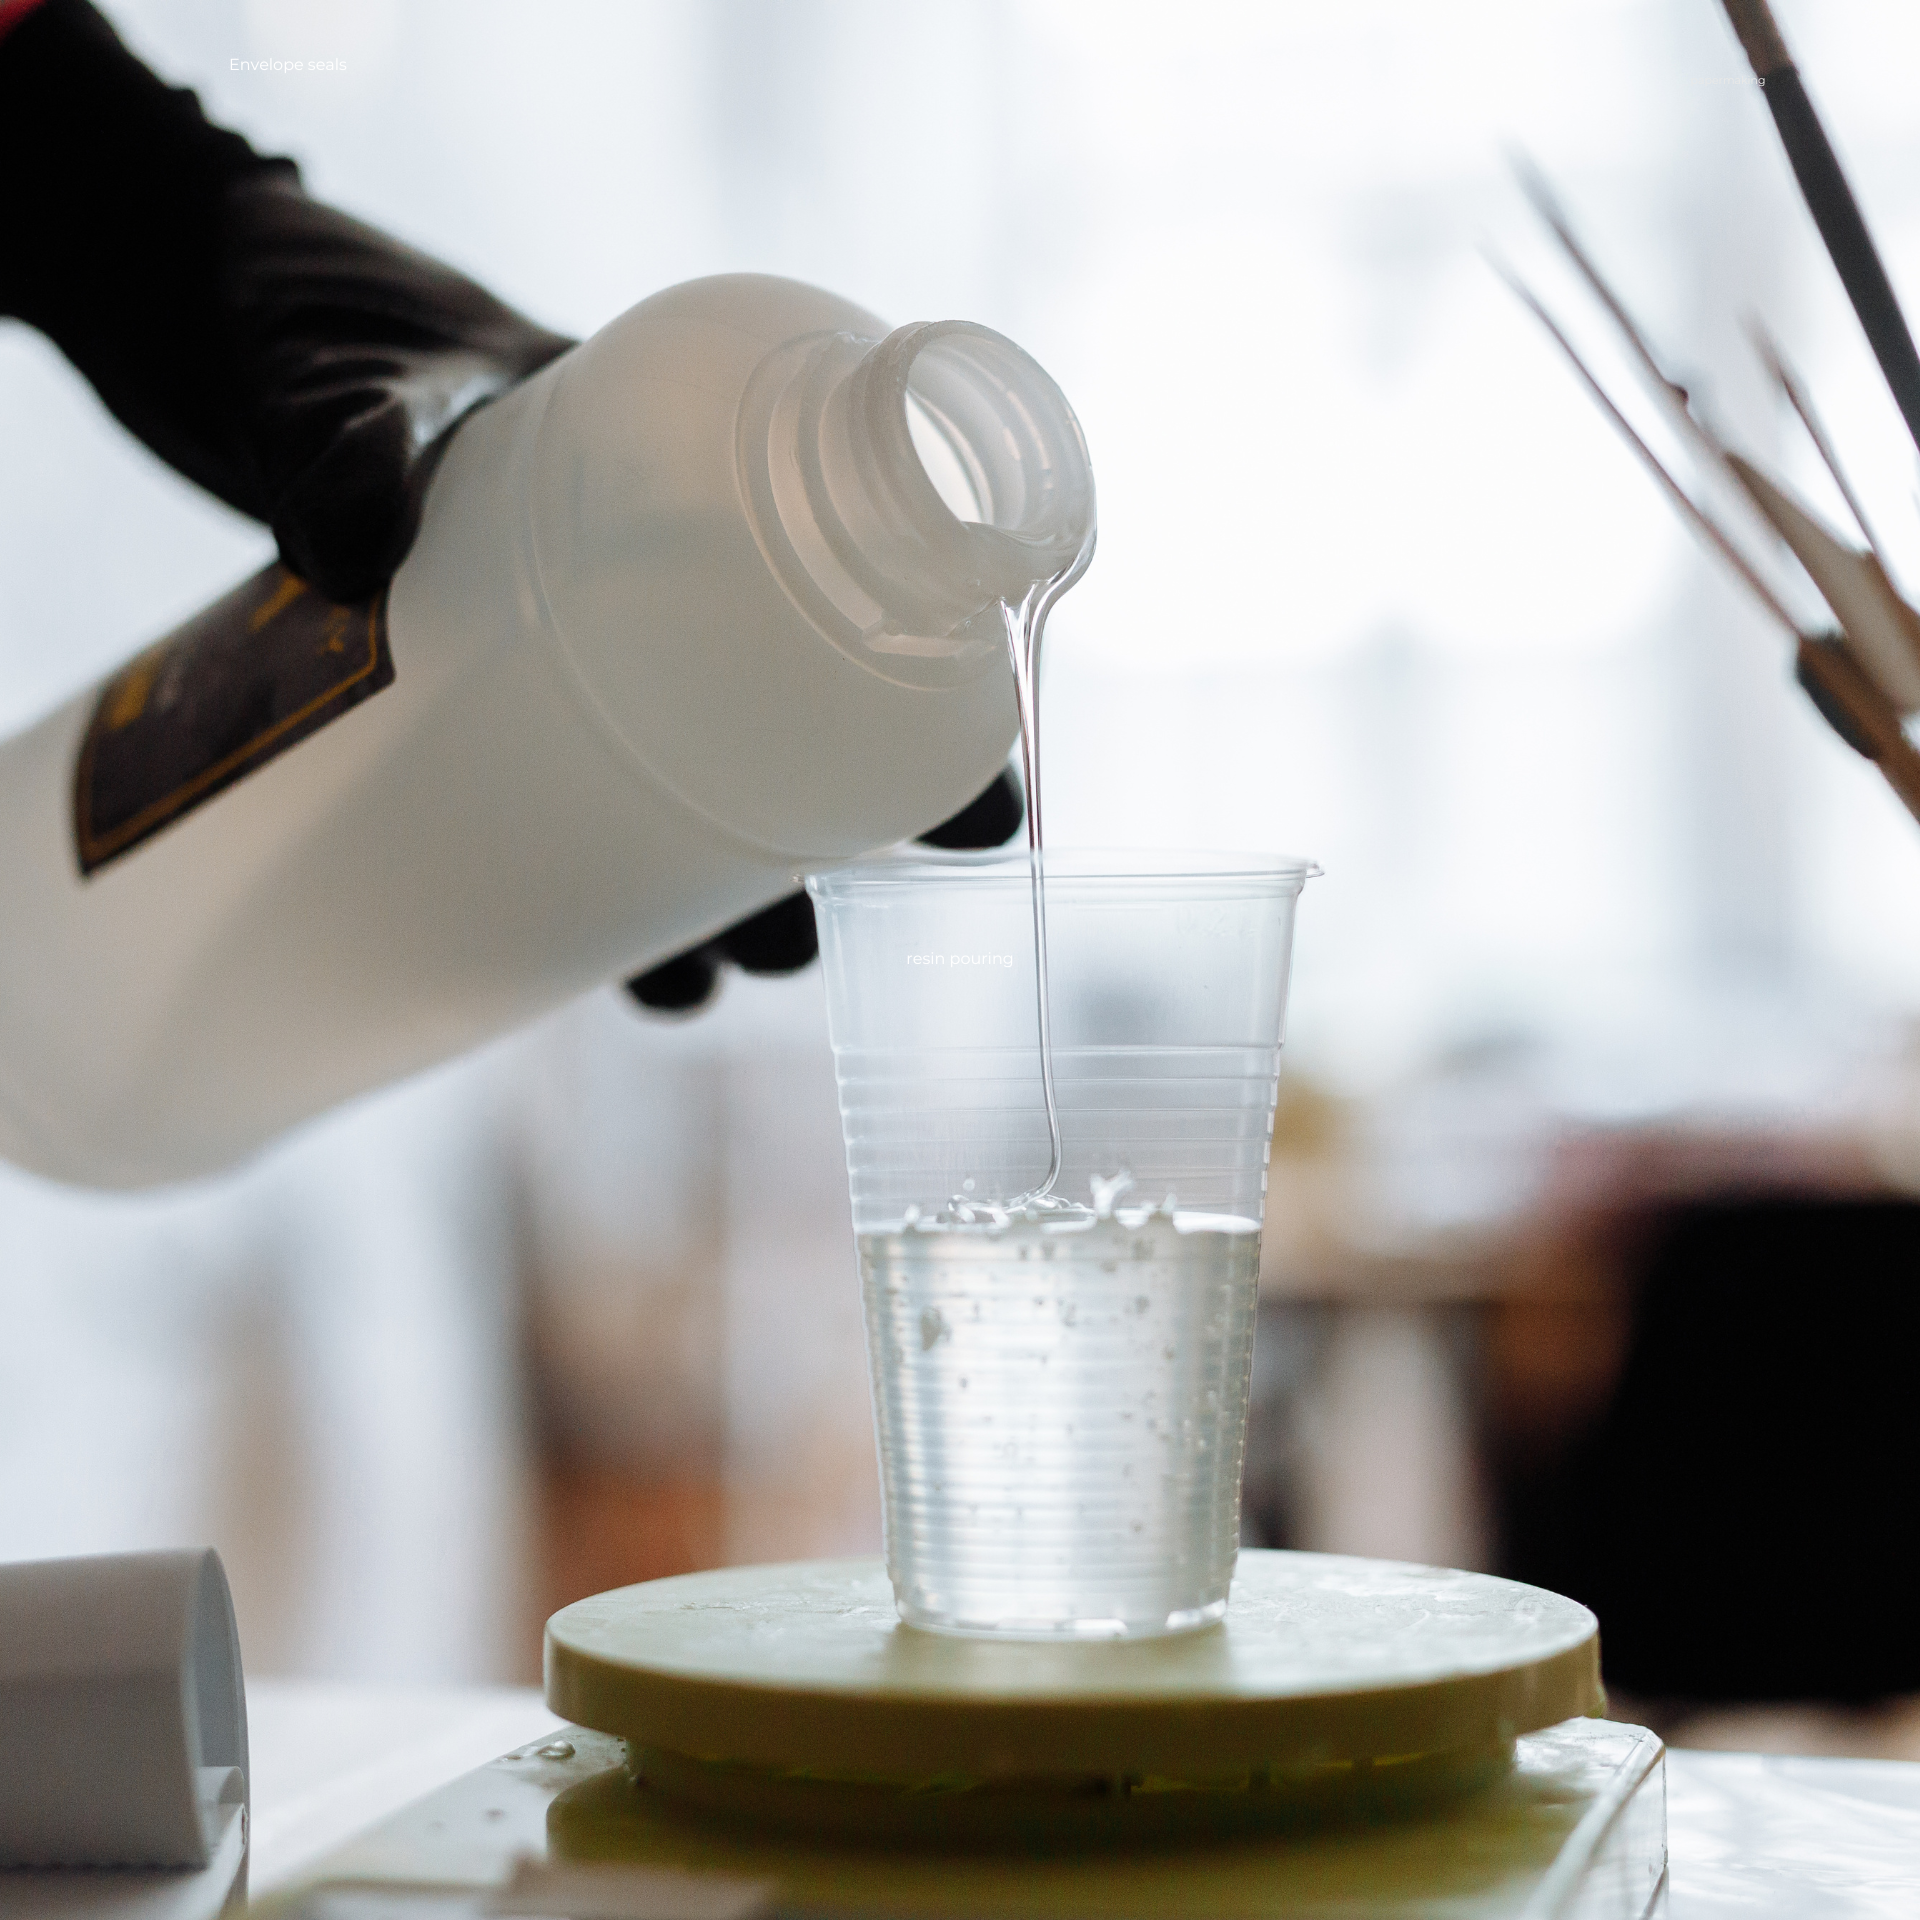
<box><xmin>1500</xmin><ymin>181</ymin><xmax>1920</xmax><ymax>828</ymax></box>
<box><xmin>1515</xmin><ymin>166</ymin><xmax>1920</xmax><ymax>720</ymax></box>
<box><xmin>1719</xmin><ymin>0</ymin><xmax>1920</xmax><ymax>458</ymax></box>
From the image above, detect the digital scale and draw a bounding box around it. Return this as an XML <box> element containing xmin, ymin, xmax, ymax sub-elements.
<box><xmin>262</xmin><ymin>1551</ymin><xmax>1666</xmax><ymax>1918</ymax></box>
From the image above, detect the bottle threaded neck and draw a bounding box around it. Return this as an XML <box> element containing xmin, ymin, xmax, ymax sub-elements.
<box><xmin>739</xmin><ymin>320</ymin><xmax>1095</xmax><ymax>688</ymax></box>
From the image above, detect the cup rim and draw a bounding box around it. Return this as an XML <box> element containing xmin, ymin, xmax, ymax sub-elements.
<box><xmin>806</xmin><ymin>846</ymin><xmax>1322</xmax><ymax>897</ymax></box>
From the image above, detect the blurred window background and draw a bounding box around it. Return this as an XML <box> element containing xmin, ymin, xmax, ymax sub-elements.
<box><xmin>3</xmin><ymin>0</ymin><xmax>1919</xmax><ymax>1750</ymax></box>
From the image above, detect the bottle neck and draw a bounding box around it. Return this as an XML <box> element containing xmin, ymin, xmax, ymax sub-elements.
<box><xmin>739</xmin><ymin>320</ymin><xmax>1095</xmax><ymax>690</ymax></box>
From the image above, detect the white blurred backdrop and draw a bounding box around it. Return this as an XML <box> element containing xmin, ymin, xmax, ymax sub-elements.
<box><xmin>3</xmin><ymin>0</ymin><xmax>1920</xmax><ymax>1680</ymax></box>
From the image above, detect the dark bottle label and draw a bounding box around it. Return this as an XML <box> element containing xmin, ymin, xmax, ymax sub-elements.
<box><xmin>73</xmin><ymin>563</ymin><xmax>395</xmax><ymax>877</ymax></box>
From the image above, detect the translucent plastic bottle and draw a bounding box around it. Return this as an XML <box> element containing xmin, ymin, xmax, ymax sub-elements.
<box><xmin>0</xmin><ymin>275</ymin><xmax>1095</xmax><ymax>1186</ymax></box>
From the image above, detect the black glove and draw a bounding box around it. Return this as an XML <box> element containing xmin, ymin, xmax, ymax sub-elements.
<box><xmin>626</xmin><ymin>767</ymin><xmax>1028</xmax><ymax>1013</ymax></box>
<box><xmin>0</xmin><ymin>0</ymin><xmax>573</xmax><ymax>604</ymax></box>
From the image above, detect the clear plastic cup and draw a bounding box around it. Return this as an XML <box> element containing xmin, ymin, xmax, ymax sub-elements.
<box><xmin>807</xmin><ymin>849</ymin><xmax>1316</xmax><ymax>1637</ymax></box>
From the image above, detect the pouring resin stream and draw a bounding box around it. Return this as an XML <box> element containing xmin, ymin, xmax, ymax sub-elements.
<box><xmin>998</xmin><ymin>545</ymin><xmax>1093</xmax><ymax>1211</ymax></box>
<box><xmin>813</xmin><ymin>325</ymin><xmax>1313</xmax><ymax>1638</ymax></box>
<box><xmin>863</xmin><ymin>538</ymin><xmax>1266</xmax><ymax>1636</ymax></box>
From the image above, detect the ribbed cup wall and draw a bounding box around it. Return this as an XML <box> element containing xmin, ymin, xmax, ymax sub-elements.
<box><xmin>810</xmin><ymin>851</ymin><xmax>1315</xmax><ymax>1229</ymax></box>
<box><xmin>837</xmin><ymin>1045</ymin><xmax>1281</xmax><ymax>1226</ymax></box>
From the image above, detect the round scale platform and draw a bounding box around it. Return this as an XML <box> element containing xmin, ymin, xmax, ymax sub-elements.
<box><xmin>545</xmin><ymin>1551</ymin><xmax>1602</xmax><ymax>1845</ymax></box>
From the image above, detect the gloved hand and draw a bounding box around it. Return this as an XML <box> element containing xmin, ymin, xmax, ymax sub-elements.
<box><xmin>626</xmin><ymin>765</ymin><xmax>1027</xmax><ymax>1012</ymax></box>
<box><xmin>222</xmin><ymin>173</ymin><xmax>577</xmax><ymax>602</ymax></box>
<box><xmin>0</xmin><ymin>0</ymin><xmax>573</xmax><ymax>604</ymax></box>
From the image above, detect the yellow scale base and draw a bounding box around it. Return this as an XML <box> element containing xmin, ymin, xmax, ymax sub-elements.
<box><xmin>545</xmin><ymin>1551</ymin><xmax>1607</xmax><ymax>1846</ymax></box>
<box><xmin>262</xmin><ymin>1551</ymin><xmax>1668</xmax><ymax>1919</ymax></box>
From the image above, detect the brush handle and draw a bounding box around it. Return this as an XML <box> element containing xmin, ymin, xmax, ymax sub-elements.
<box><xmin>1721</xmin><ymin>0</ymin><xmax>1790</xmax><ymax>73</ymax></box>
<box><xmin>1720</xmin><ymin>0</ymin><xmax>1920</xmax><ymax>458</ymax></box>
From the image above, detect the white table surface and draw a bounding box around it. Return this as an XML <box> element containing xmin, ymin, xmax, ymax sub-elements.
<box><xmin>244</xmin><ymin>1681</ymin><xmax>1920</xmax><ymax>1915</ymax></box>
<box><xmin>246</xmin><ymin>1680</ymin><xmax>562</xmax><ymax>1895</ymax></box>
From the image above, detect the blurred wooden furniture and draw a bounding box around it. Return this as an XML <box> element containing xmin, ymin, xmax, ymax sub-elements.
<box><xmin>1253</xmin><ymin>1073</ymin><xmax>1920</xmax><ymax>1716</ymax></box>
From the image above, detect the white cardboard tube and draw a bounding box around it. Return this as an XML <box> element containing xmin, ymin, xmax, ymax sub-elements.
<box><xmin>0</xmin><ymin>1550</ymin><xmax>247</xmax><ymax>1872</ymax></box>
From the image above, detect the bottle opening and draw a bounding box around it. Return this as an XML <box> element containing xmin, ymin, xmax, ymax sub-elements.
<box><xmin>881</xmin><ymin>323</ymin><xmax>1094</xmax><ymax>562</ymax></box>
<box><xmin>906</xmin><ymin>391</ymin><xmax>986</xmax><ymax>525</ymax></box>
<box><xmin>736</xmin><ymin>315</ymin><xmax>1094</xmax><ymax>687</ymax></box>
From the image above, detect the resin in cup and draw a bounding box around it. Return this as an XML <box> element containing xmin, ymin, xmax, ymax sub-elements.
<box><xmin>861</xmin><ymin>1207</ymin><xmax>1261</xmax><ymax>1637</ymax></box>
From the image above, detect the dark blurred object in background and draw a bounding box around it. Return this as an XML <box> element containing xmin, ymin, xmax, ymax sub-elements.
<box><xmin>1499</xmin><ymin>1194</ymin><xmax>1920</xmax><ymax>1705</ymax></box>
